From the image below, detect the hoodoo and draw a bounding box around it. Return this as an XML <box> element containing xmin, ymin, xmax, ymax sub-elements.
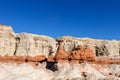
<box><xmin>54</xmin><ymin>39</ymin><xmax>69</xmax><ymax>61</ymax></box>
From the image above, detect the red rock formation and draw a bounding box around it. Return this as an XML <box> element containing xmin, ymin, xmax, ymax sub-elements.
<box><xmin>54</xmin><ymin>40</ymin><xmax>96</xmax><ymax>62</ymax></box>
<box><xmin>26</xmin><ymin>55</ymin><xmax>46</xmax><ymax>62</ymax></box>
<box><xmin>70</xmin><ymin>45</ymin><xmax>86</xmax><ymax>60</ymax></box>
<box><xmin>85</xmin><ymin>46</ymin><xmax>96</xmax><ymax>61</ymax></box>
<box><xmin>47</xmin><ymin>56</ymin><xmax>55</xmax><ymax>62</ymax></box>
<box><xmin>54</xmin><ymin>39</ymin><xmax>69</xmax><ymax>61</ymax></box>
<box><xmin>70</xmin><ymin>45</ymin><xmax>96</xmax><ymax>61</ymax></box>
<box><xmin>0</xmin><ymin>55</ymin><xmax>26</xmax><ymax>64</ymax></box>
<box><xmin>0</xmin><ymin>44</ymin><xmax>119</xmax><ymax>67</ymax></box>
<box><xmin>0</xmin><ymin>55</ymin><xmax>46</xmax><ymax>67</ymax></box>
<box><xmin>95</xmin><ymin>57</ymin><xmax>120</xmax><ymax>64</ymax></box>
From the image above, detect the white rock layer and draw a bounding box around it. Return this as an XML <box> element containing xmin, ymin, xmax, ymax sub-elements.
<box><xmin>0</xmin><ymin>25</ymin><xmax>16</xmax><ymax>56</ymax></box>
<box><xmin>0</xmin><ymin>25</ymin><xmax>120</xmax><ymax>57</ymax></box>
<box><xmin>15</xmin><ymin>33</ymin><xmax>57</xmax><ymax>57</ymax></box>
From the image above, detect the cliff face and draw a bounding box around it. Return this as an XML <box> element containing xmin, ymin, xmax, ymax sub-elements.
<box><xmin>15</xmin><ymin>33</ymin><xmax>57</xmax><ymax>57</ymax></box>
<box><xmin>0</xmin><ymin>24</ymin><xmax>120</xmax><ymax>57</ymax></box>
<box><xmin>59</xmin><ymin>36</ymin><xmax>120</xmax><ymax>57</ymax></box>
<box><xmin>0</xmin><ymin>24</ymin><xmax>120</xmax><ymax>80</ymax></box>
<box><xmin>0</xmin><ymin>25</ymin><xmax>57</xmax><ymax>57</ymax></box>
<box><xmin>0</xmin><ymin>25</ymin><xmax>16</xmax><ymax>56</ymax></box>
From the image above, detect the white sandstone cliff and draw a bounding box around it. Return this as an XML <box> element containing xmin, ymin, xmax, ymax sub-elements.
<box><xmin>0</xmin><ymin>24</ymin><xmax>120</xmax><ymax>57</ymax></box>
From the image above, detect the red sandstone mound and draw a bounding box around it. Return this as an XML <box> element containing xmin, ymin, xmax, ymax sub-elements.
<box><xmin>54</xmin><ymin>40</ymin><xmax>69</xmax><ymax>61</ymax></box>
<box><xmin>84</xmin><ymin>46</ymin><xmax>96</xmax><ymax>61</ymax></box>
<box><xmin>70</xmin><ymin>45</ymin><xmax>86</xmax><ymax>60</ymax></box>
<box><xmin>70</xmin><ymin>45</ymin><xmax>96</xmax><ymax>61</ymax></box>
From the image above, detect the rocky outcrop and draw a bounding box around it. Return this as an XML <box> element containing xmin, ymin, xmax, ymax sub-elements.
<box><xmin>0</xmin><ymin>24</ymin><xmax>119</xmax><ymax>64</ymax></box>
<box><xmin>70</xmin><ymin>45</ymin><xmax>96</xmax><ymax>61</ymax></box>
<box><xmin>58</xmin><ymin>36</ymin><xmax>120</xmax><ymax>57</ymax></box>
<box><xmin>15</xmin><ymin>33</ymin><xmax>57</xmax><ymax>57</ymax></box>
<box><xmin>0</xmin><ymin>25</ymin><xmax>57</xmax><ymax>57</ymax></box>
<box><xmin>0</xmin><ymin>24</ymin><xmax>120</xmax><ymax>80</ymax></box>
<box><xmin>54</xmin><ymin>39</ymin><xmax>96</xmax><ymax>62</ymax></box>
<box><xmin>0</xmin><ymin>24</ymin><xmax>120</xmax><ymax>57</ymax></box>
<box><xmin>54</xmin><ymin>39</ymin><xmax>69</xmax><ymax>61</ymax></box>
<box><xmin>0</xmin><ymin>24</ymin><xmax>16</xmax><ymax>56</ymax></box>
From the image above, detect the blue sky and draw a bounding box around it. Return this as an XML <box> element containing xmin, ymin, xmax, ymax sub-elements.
<box><xmin>0</xmin><ymin>0</ymin><xmax>120</xmax><ymax>40</ymax></box>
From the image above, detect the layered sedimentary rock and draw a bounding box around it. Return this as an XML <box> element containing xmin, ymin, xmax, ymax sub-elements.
<box><xmin>58</xmin><ymin>36</ymin><xmax>120</xmax><ymax>57</ymax></box>
<box><xmin>0</xmin><ymin>24</ymin><xmax>16</xmax><ymax>56</ymax></box>
<box><xmin>15</xmin><ymin>33</ymin><xmax>57</xmax><ymax>57</ymax></box>
<box><xmin>0</xmin><ymin>24</ymin><xmax>120</xmax><ymax>57</ymax></box>
<box><xmin>0</xmin><ymin>24</ymin><xmax>119</xmax><ymax>64</ymax></box>
<box><xmin>0</xmin><ymin>24</ymin><xmax>120</xmax><ymax>80</ymax></box>
<box><xmin>0</xmin><ymin>25</ymin><xmax>57</xmax><ymax>57</ymax></box>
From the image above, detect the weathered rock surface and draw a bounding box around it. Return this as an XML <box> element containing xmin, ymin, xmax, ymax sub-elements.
<box><xmin>58</xmin><ymin>36</ymin><xmax>120</xmax><ymax>57</ymax></box>
<box><xmin>0</xmin><ymin>24</ymin><xmax>119</xmax><ymax>64</ymax></box>
<box><xmin>15</xmin><ymin>33</ymin><xmax>57</xmax><ymax>57</ymax></box>
<box><xmin>0</xmin><ymin>25</ymin><xmax>57</xmax><ymax>57</ymax></box>
<box><xmin>0</xmin><ymin>24</ymin><xmax>120</xmax><ymax>80</ymax></box>
<box><xmin>0</xmin><ymin>24</ymin><xmax>120</xmax><ymax>57</ymax></box>
<box><xmin>0</xmin><ymin>24</ymin><xmax>16</xmax><ymax>56</ymax></box>
<box><xmin>70</xmin><ymin>45</ymin><xmax>96</xmax><ymax>61</ymax></box>
<box><xmin>54</xmin><ymin>40</ymin><xmax>69</xmax><ymax>61</ymax></box>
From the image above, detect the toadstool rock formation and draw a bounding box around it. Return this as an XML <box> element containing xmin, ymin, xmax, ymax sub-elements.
<box><xmin>54</xmin><ymin>39</ymin><xmax>69</xmax><ymax>61</ymax></box>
